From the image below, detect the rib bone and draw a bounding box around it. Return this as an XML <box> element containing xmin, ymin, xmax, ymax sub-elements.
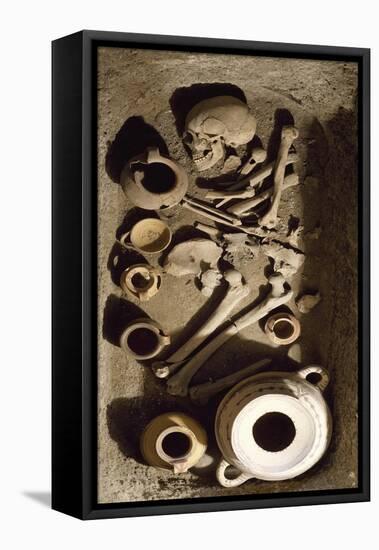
<box><xmin>189</xmin><ymin>358</ymin><xmax>271</xmax><ymax>405</ymax></box>
<box><xmin>166</xmin><ymin>273</ymin><xmax>293</xmax><ymax>396</ymax></box>
<box><xmin>184</xmin><ymin>202</ymin><xmax>271</xmax><ymax>239</ymax></box>
<box><xmin>259</xmin><ymin>126</ymin><xmax>299</xmax><ymax>228</ymax></box>
<box><xmin>214</xmin><ymin>153</ymin><xmax>298</xmax><ymax>208</ymax></box>
<box><xmin>215</xmin><ymin>153</ymin><xmax>298</xmax><ymax>191</ymax></box>
<box><xmin>227</xmin><ymin>173</ymin><xmax>299</xmax><ymax>217</ymax></box>
<box><xmin>152</xmin><ymin>269</ymin><xmax>250</xmax><ymax>379</ymax></box>
<box><xmin>182</xmin><ymin>196</ymin><xmax>241</xmax><ymax>225</ymax></box>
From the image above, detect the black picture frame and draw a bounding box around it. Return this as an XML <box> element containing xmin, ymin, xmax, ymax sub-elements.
<box><xmin>52</xmin><ymin>30</ymin><xmax>370</xmax><ymax>520</ymax></box>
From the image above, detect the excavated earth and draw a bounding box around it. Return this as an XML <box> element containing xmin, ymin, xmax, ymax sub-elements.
<box><xmin>97</xmin><ymin>46</ymin><xmax>358</xmax><ymax>503</ymax></box>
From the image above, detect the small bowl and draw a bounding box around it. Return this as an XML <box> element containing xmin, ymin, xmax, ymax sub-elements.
<box><xmin>121</xmin><ymin>218</ymin><xmax>172</xmax><ymax>254</ymax></box>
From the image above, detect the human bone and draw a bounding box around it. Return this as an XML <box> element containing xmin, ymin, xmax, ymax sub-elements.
<box><xmin>120</xmin><ymin>147</ymin><xmax>188</xmax><ymax>209</ymax></box>
<box><xmin>296</xmin><ymin>292</ymin><xmax>321</xmax><ymax>313</ymax></box>
<box><xmin>221</xmin><ymin>155</ymin><xmax>241</xmax><ymax>174</ymax></box>
<box><xmin>215</xmin><ymin>366</ymin><xmax>332</xmax><ymax>487</ymax></box>
<box><xmin>183</xmin><ymin>195</ymin><xmax>242</xmax><ymax>225</ymax></box>
<box><xmin>226</xmin><ymin>173</ymin><xmax>299</xmax><ymax>217</ymax></box>
<box><xmin>189</xmin><ymin>358</ymin><xmax>271</xmax><ymax>405</ymax></box>
<box><xmin>140</xmin><ymin>412</ymin><xmax>207</xmax><ymax>474</ymax></box>
<box><xmin>262</xmin><ymin>240</ymin><xmax>305</xmax><ymax>279</ymax></box>
<box><xmin>163</xmin><ymin>238</ymin><xmax>222</xmax><ymax>277</ymax></box>
<box><xmin>152</xmin><ymin>269</ymin><xmax>249</xmax><ymax>379</ymax></box>
<box><xmin>194</xmin><ymin>222</ymin><xmax>222</xmax><ymax>239</ymax></box>
<box><xmin>183</xmin><ymin>96</ymin><xmax>257</xmax><ymax>171</ymax></box>
<box><xmin>222</xmin><ymin>232</ymin><xmax>260</xmax><ymax>265</ymax></box>
<box><xmin>238</xmin><ymin>147</ymin><xmax>267</xmax><ymax>178</ymax></box>
<box><xmin>264</xmin><ymin>311</ymin><xmax>301</xmax><ymax>345</ymax></box>
<box><xmin>199</xmin><ymin>268</ymin><xmax>223</xmax><ymax>297</ymax></box>
<box><xmin>287</xmin><ymin>223</ymin><xmax>304</xmax><ymax>248</ymax></box>
<box><xmin>217</xmin><ymin>153</ymin><xmax>298</xmax><ymax>194</ymax></box>
<box><xmin>259</xmin><ymin>126</ymin><xmax>299</xmax><ymax>228</ymax></box>
<box><xmin>183</xmin><ymin>201</ymin><xmax>243</xmax><ymax>229</ymax></box>
<box><xmin>120</xmin><ymin>263</ymin><xmax>161</xmax><ymax>301</ymax></box>
<box><xmin>183</xmin><ymin>200</ymin><xmax>270</xmax><ymax>239</ymax></box>
<box><xmin>166</xmin><ymin>273</ymin><xmax>293</xmax><ymax>396</ymax></box>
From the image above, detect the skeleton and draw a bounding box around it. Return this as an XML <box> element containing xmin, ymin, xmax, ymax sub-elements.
<box><xmin>183</xmin><ymin>96</ymin><xmax>257</xmax><ymax>171</ymax></box>
<box><xmin>189</xmin><ymin>358</ymin><xmax>271</xmax><ymax>405</ymax></box>
<box><xmin>152</xmin><ymin>269</ymin><xmax>250</xmax><ymax>379</ymax></box>
<box><xmin>166</xmin><ymin>273</ymin><xmax>293</xmax><ymax>396</ymax></box>
<box><xmin>259</xmin><ymin>126</ymin><xmax>299</xmax><ymax>228</ymax></box>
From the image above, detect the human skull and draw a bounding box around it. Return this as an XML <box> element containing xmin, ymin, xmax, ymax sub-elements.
<box><xmin>183</xmin><ymin>96</ymin><xmax>257</xmax><ymax>171</ymax></box>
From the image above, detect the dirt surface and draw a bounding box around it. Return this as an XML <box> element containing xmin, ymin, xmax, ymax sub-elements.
<box><xmin>97</xmin><ymin>46</ymin><xmax>358</xmax><ymax>504</ymax></box>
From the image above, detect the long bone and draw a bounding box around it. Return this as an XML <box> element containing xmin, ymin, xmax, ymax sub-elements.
<box><xmin>227</xmin><ymin>173</ymin><xmax>299</xmax><ymax>217</ymax></box>
<box><xmin>206</xmin><ymin>171</ymin><xmax>298</xmax><ymax>203</ymax></box>
<box><xmin>189</xmin><ymin>358</ymin><xmax>271</xmax><ymax>405</ymax></box>
<box><xmin>183</xmin><ymin>201</ymin><xmax>271</xmax><ymax>239</ymax></box>
<box><xmin>238</xmin><ymin>147</ymin><xmax>267</xmax><ymax>178</ymax></box>
<box><xmin>152</xmin><ymin>269</ymin><xmax>250</xmax><ymax>379</ymax></box>
<box><xmin>259</xmin><ymin>126</ymin><xmax>299</xmax><ymax>228</ymax></box>
<box><xmin>182</xmin><ymin>196</ymin><xmax>241</xmax><ymax>225</ymax></box>
<box><xmin>166</xmin><ymin>273</ymin><xmax>293</xmax><ymax>396</ymax></box>
<box><xmin>194</xmin><ymin>222</ymin><xmax>222</xmax><ymax>239</ymax></box>
<box><xmin>214</xmin><ymin>153</ymin><xmax>298</xmax><ymax>208</ymax></box>
<box><xmin>214</xmin><ymin>153</ymin><xmax>298</xmax><ymax>191</ymax></box>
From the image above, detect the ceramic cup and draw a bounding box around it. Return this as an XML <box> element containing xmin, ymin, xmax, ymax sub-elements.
<box><xmin>120</xmin><ymin>318</ymin><xmax>170</xmax><ymax>360</ymax></box>
<box><xmin>140</xmin><ymin>412</ymin><xmax>208</xmax><ymax>473</ymax></box>
<box><xmin>120</xmin><ymin>218</ymin><xmax>172</xmax><ymax>255</ymax></box>
<box><xmin>264</xmin><ymin>311</ymin><xmax>301</xmax><ymax>345</ymax></box>
<box><xmin>120</xmin><ymin>263</ymin><xmax>162</xmax><ymax>301</ymax></box>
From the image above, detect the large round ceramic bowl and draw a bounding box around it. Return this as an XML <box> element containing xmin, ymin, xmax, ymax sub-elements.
<box><xmin>215</xmin><ymin>366</ymin><xmax>332</xmax><ymax>487</ymax></box>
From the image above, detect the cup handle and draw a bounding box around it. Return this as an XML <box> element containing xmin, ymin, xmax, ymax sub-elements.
<box><xmin>298</xmin><ymin>365</ymin><xmax>330</xmax><ymax>392</ymax></box>
<box><xmin>118</xmin><ymin>231</ymin><xmax>134</xmax><ymax>249</ymax></box>
<box><xmin>216</xmin><ymin>459</ymin><xmax>254</xmax><ymax>488</ymax></box>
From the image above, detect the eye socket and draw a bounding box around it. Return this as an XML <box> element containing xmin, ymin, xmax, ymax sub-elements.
<box><xmin>183</xmin><ymin>132</ymin><xmax>193</xmax><ymax>144</ymax></box>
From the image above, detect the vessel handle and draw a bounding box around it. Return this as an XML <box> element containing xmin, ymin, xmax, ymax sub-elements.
<box><xmin>298</xmin><ymin>365</ymin><xmax>330</xmax><ymax>392</ymax></box>
<box><xmin>216</xmin><ymin>459</ymin><xmax>254</xmax><ymax>488</ymax></box>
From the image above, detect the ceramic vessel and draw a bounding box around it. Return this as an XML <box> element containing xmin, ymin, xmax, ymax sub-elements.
<box><xmin>120</xmin><ymin>318</ymin><xmax>170</xmax><ymax>360</ymax></box>
<box><xmin>120</xmin><ymin>263</ymin><xmax>162</xmax><ymax>301</ymax></box>
<box><xmin>120</xmin><ymin>218</ymin><xmax>172</xmax><ymax>254</ymax></box>
<box><xmin>140</xmin><ymin>412</ymin><xmax>208</xmax><ymax>473</ymax></box>
<box><xmin>121</xmin><ymin>147</ymin><xmax>188</xmax><ymax>209</ymax></box>
<box><xmin>215</xmin><ymin>366</ymin><xmax>332</xmax><ymax>487</ymax></box>
<box><xmin>264</xmin><ymin>311</ymin><xmax>301</xmax><ymax>345</ymax></box>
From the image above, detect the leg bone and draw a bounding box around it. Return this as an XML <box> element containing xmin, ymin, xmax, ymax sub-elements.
<box><xmin>166</xmin><ymin>273</ymin><xmax>293</xmax><ymax>396</ymax></box>
<box><xmin>152</xmin><ymin>269</ymin><xmax>250</xmax><ymax>378</ymax></box>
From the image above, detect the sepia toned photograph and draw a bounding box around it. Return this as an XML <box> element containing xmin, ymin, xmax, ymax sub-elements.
<box><xmin>94</xmin><ymin>41</ymin><xmax>364</xmax><ymax>507</ymax></box>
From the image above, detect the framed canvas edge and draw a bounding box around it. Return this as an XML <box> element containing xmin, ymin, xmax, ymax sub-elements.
<box><xmin>53</xmin><ymin>30</ymin><xmax>370</xmax><ymax>520</ymax></box>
